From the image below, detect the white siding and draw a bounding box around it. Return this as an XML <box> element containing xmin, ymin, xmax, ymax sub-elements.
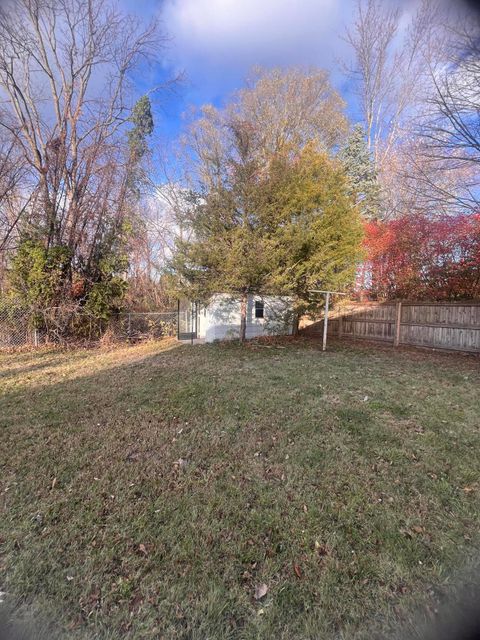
<box><xmin>198</xmin><ymin>294</ymin><xmax>293</xmax><ymax>342</ymax></box>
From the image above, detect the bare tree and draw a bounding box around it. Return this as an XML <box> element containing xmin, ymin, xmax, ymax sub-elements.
<box><xmin>235</xmin><ymin>67</ymin><xmax>348</xmax><ymax>160</ymax></box>
<box><xmin>124</xmin><ymin>188</ymin><xmax>186</xmax><ymax>310</ymax></box>
<box><xmin>344</xmin><ymin>0</ymin><xmax>400</xmax><ymax>161</ymax></box>
<box><xmin>181</xmin><ymin>66</ymin><xmax>347</xmax><ymax>194</ymax></box>
<box><xmin>0</xmin><ymin>0</ymin><xmax>164</xmax><ymax>278</ymax></box>
<box><xmin>0</xmin><ymin>131</ymin><xmax>30</xmax><ymax>288</ymax></box>
<box><xmin>343</xmin><ymin>0</ymin><xmax>455</xmax><ymax>219</ymax></box>
<box><xmin>415</xmin><ymin>17</ymin><xmax>480</xmax><ymax>212</ymax></box>
<box><xmin>378</xmin><ymin>135</ymin><xmax>474</xmax><ymax>218</ymax></box>
<box><xmin>0</xmin><ymin>132</ymin><xmax>27</xmax><ymax>245</ymax></box>
<box><xmin>344</xmin><ymin>0</ymin><xmax>445</xmax><ymax>162</ymax></box>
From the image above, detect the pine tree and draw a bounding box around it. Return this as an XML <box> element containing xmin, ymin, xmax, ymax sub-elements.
<box><xmin>128</xmin><ymin>95</ymin><xmax>154</xmax><ymax>160</ymax></box>
<box><xmin>338</xmin><ymin>124</ymin><xmax>381</xmax><ymax>220</ymax></box>
<box><xmin>127</xmin><ymin>95</ymin><xmax>154</xmax><ymax>194</ymax></box>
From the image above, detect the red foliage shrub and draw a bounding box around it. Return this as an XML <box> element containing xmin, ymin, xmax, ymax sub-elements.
<box><xmin>360</xmin><ymin>213</ymin><xmax>480</xmax><ymax>300</ymax></box>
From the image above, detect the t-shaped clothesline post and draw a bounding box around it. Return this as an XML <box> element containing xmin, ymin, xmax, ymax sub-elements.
<box><xmin>308</xmin><ymin>290</ymin><xmax>347</xmax><ymax>351</ymax></box>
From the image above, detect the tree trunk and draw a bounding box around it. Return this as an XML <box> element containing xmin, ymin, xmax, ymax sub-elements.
<box><xmin>239</xmin><ymin>291</ymin><xmax>247</xmax><ymax>343</ymax></box>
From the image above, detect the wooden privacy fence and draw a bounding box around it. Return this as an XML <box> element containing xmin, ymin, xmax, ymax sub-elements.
<box><xmin>301</xmin><ymin>301</ymin><xmax>480</xmax><ymax>354</ymax></box>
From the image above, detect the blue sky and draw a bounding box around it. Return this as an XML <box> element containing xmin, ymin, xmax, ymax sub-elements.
<box><xmin>122</xmin><ymin>0</ymin><xmax>366</xmax><ymax>144</ymax></box>
<box><xmin>120</xmin><ymin>0</ymin><xmax>476</xmax><ymax>159</ymax></box>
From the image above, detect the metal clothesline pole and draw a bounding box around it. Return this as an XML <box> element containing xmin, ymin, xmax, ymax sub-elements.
<box><xmin>322</xmin><ymin>292</ymin><xmax>330</xmax><ymax>352</ymax></box>
<box><xmin>308</xmin><ymin>290</ymin><xmax>347</xmax><ymax>352</ymax></box>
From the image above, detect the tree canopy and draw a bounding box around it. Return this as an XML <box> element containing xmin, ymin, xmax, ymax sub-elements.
<box><xmin>173</xmin><ymin>132</ymin><xmax>364</xmax><ymax>338</ymax></box>
<box><xmin>362</xmin><ymin>213</ymin><xmax>480</xmax><ymax>301</ymax></box>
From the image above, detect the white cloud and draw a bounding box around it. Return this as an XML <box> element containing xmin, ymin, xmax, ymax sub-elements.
<box><xmin>161</xmin><ymin>0</ymin><xmax>354</xmax><ymax>95</ymax></box>
<box><xmin>122</xmin><ymin>0</ymin><xmax>431</xmax><ymax>118</ymax></box>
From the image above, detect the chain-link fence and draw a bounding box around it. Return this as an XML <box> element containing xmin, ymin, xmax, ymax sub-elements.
<box><xmin>111</xmin><ymin>312</ymin><xmax>177</xmax><ymax>342</ymax></box>
<box><xmin>0</xmin><ymin>306</ymin><xmax>38</xmax><ymax>349</ymax></box>
<box><xmin>0</xmin><ymin>305</ymin><xmax>178</xmax><ymax>350</ymax></box>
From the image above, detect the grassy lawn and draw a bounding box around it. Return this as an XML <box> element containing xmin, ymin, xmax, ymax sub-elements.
<box><xmin>1</xmin><ymin>338</ymin><xmax>479</xmax><ymax>639</ymax></box>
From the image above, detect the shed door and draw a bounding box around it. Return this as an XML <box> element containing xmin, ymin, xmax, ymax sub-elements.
<box><xmin>178</xmin><ymin>300</ymin><xmax>198</xmax><ymax>340</ymax></box>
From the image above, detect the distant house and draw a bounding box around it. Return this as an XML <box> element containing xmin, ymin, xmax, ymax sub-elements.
<box><xmin>178</xmin><ymin>294</ymin><xmax>294</xmax><ymax>343</ymax></box>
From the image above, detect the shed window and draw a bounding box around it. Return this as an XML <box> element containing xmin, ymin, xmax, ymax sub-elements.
<box><xmin>255</xmin><ymin>301</ymin><xmax>264</xmax><ymax>318</ymax></box>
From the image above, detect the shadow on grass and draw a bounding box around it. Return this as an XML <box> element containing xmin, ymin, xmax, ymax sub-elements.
<box><xmin>0</xmin><ymin>340</ymin><xmax>182</xmax><ymax>391</ymax></box>
<box><xmin>1</xmin><ymin>339</ymin><xmax>479</xmax><ymax>640</ymax></box>
<box><xmin>0</xmin><ymin>350</ymin><xmax>96</xmax><ymax>381</ymax></box>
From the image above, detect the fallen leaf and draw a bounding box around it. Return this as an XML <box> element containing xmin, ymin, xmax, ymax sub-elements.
<box><xmin>51</xmin><ymin>477</ymin><xmax>57</xmax><ymax>490</ymax></box>
<box><xmin>139</xmin><ymin>543</ymin><xmax>147</xmax><ymax>555</ymax></box>
<box><xmin>254</xmin><ymin>583</ymin><xmax>268</xmax><ymax>600</ymax></box>
<box><xmin>293</xmin><ymin>563</ymin><xmax>303</xmax><ymax>578</ymax></box>
<box><xmin>314</xmin><ymin>541</ymin><xmax>331</xmax><ymax>557</ymax></box>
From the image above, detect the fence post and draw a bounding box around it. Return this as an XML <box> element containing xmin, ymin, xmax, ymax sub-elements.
<box><xmin>338</xmin><ymin>315</ymin><xmax>343</xmax><ymax>339</ymax></box>
<box><xmin>322</xmin><ymin>291</ymin><xmax>330</xmax><ymax>352</ymax></box>
<box><xmin>34</xmin><ymin>327</ymin><xmax>39</xmax><ymax>347</ymax></box>
<box><xmin>394</xmin><ymin>301</ymin><xmax>402</xmax><ymax>347</ymax></box>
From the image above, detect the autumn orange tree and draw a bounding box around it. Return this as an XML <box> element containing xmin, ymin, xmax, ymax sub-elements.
<box><xmin>361</xmin><ymin>213</ymin><xmax>480</xmax><ymax>300</ymax></box>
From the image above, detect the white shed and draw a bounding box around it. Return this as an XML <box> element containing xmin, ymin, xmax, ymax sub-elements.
<box><xmin>179</xmin><ymin>294</ymin><xmax>294</xmax><ymax>343</ymax></box>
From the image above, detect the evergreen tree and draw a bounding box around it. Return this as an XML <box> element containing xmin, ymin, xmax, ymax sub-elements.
<box><xmin>172</xmin><ymin>121</ymin><xmax>271</xmax><ymax>341</ymax></box>
<box><xmin>128</xmin><ymin>95</ymin><xmax>154</xmax><ymax>160</ymax></box>
<box><xmin>127</xmin><ymin>95</ymin><xmax>154</xmax><ymax>194</ymax></box>
<box><xmin>265</xmin><ymin>145</ymin><xmax>365</xmax><ymax>316</ymax></box>
<box><xmin>173</xmin><ymin>141</ymin><xmax>364</xmax><ymax>339</ymax></box>
<box><xmin>338</xmin><ymin>124</ymin><xmax>381</xmax><ymax>220</ymax></box>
